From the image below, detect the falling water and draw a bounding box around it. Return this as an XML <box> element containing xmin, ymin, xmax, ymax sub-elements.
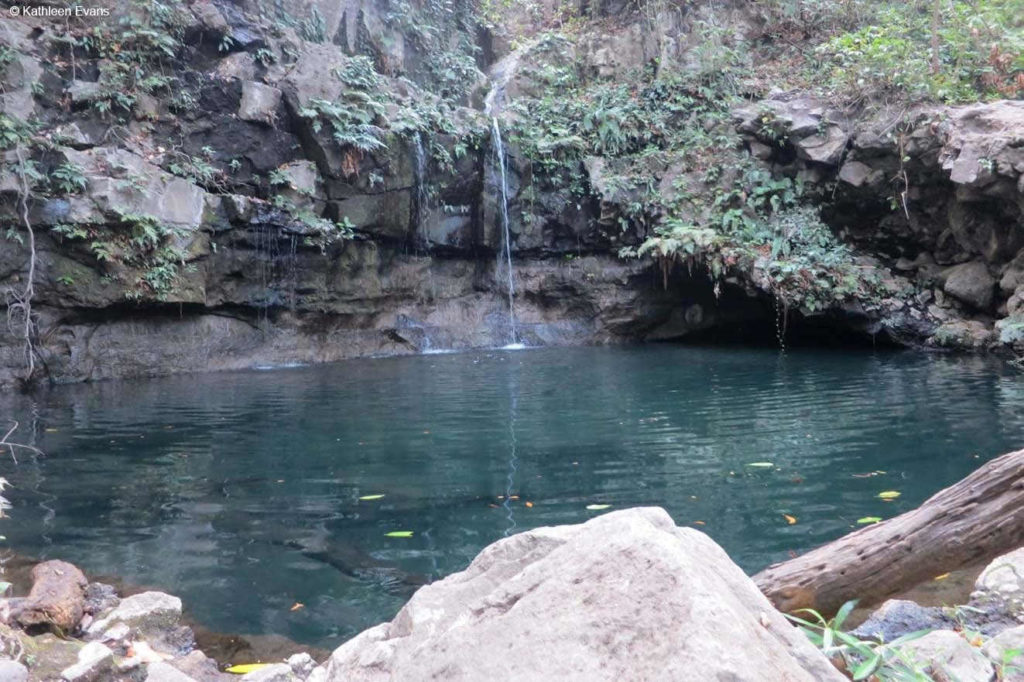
<box><xmin>491</xmin><ymin>117</ymin><xmax>520</xmax><ymax>347</ymax></box>
<box><xmin>412</xmin><ymin>133</ymin><xmax>429</xmax><ymax>252</ymax></box>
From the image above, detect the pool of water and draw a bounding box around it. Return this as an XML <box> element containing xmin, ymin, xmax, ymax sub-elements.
<box><xmin>1</xmin><ymin>345</ymin><xmax>1023</xmax><ymax>649</ymax></box>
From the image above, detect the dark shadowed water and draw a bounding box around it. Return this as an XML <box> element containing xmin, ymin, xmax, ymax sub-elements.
<box><xmin>1</xmin><ymin>345</ymin><xmax>1023</xmax><ymax>649</ymax></box>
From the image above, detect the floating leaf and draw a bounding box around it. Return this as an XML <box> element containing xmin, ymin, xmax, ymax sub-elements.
<box><xmin>525</xmin><ymin>501</ymin><xmax>534</xmax><ymax>508</ymax></box>
<box><xmin>933</xmin><ymin>573</ymin><xmax>950</xmax><ymax>581</ymax></box>
<box><xmin>747</xmin><ymin>462</ymin><xmax>774</xmax><ymax>468</ymax></box>
<box><xmin>783</xmin><ymin>514</ymin><xmax>797</xmax><ymax>525</ymax></box>
<box><xmin>226</xmin><ymin>664</ymin><xmax>273</xmax><ymax>674</ymax></box>
<box><xmin>857</xmin><ymin>516</ymin><xmax>883</xmax><ymax>524</ymax></box>
<box><xmin>693</xmin><ymin>521</ymin><xmax>706</xmax><ymax>526</ymax></box>
<box><xmin>290</xmin><ymin>602</ymin><xmax>305</xmax><ymax>611</ymax></box>
<box><xmin>586</xmin><ymin>504</ymin><xmax>612</xmax><ymax>511</ymax></box>
<box><xmin>877</xmin><ymin>491</ymin><xmax>901</xmax><ymax>500</ymax></box>
<box><xmin>385</xmin><ymin>531</ymin><xmax>414</xmax><ymax>538</ymax></box>
<box><xmin>359</xmin><ymin>494</ymin><xmax>385</xmax><ymax>501</ymax></box>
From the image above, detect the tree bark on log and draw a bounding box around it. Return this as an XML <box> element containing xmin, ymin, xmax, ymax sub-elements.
<box><xmin>754</xmin><ymin>449</ymin><xmax>1024</xmax><ymax>617</ymax></box>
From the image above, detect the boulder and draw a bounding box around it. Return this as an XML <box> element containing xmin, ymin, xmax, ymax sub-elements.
<box><xmin>147</xmin><ymin>661</ymin><xmax>198</xmax><ymax>682</ymax></box>
<box><xmin>982</xmin><ymin>625</ymin><xmax>1024</xmax><ymax>671</ymax></box>
<box><xmin>238</xmin><ymin>81</ymin><xmax>282</xmax><ymax>125</ymax></box>
<box><xmin>319</xmin><ymin>507</ymin><xmax>844</xmax><ymax>681</ymax></box>
<box><xmin>56</xmin><ymin>147</ymin><xmax>208</xmax><ymax>232</ymax></box>
<box><xmin>852</xmin><ymin>599</ymin><xmax>955</xmax><ymax>643</ymax></box>
<box><xmin>794</xmin><ymin>125</ymin><xmax>849</xmax><ymax>165</ymax></box>
<box><xmin>0</xmin><ymin>660</ymin><xmax>28</xmax><ymax>682</ymax></box>
<box><xmin>971</xmin><ymin>547</ymin><xmax>1024</xmax><ymax>625</ymax></box>
<box><xmin>942</xmin><ymin>261</ymin><xmax>996</xmax><ymax>311</ymax></box>
<box><xmin>60</xmin><ymin>641</ymin><xmax>114</xmax><ymax>682</ymax></box>
<box><xmin>84</xmin><ymin>583</ymin><xmax>120</xmax><ymax>616</ymax></box>
<box><xmin>13</xmin><ymin>560</ymin><xmax>88</xmax><ymax>634</ymax></box>
<box><xmin>897</xmin><ymin>630</ymin><xmax>994</xmax><ymax>682</ymax></box>
<box><xmin>87</xmin><ymin>591</ymin><xmax>188</xmax><ymax>654</ymax></box>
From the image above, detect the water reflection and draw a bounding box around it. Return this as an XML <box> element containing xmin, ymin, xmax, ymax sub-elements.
<box><xmin>0</xmin><ymin>346</ymin><xmax>1021</xmax><ymax>648</ymax></box>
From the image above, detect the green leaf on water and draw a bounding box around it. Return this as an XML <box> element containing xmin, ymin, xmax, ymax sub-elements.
<box><xmin>857</xmin><ymin>516</ymin><xmax>883</xmax><ymax>524</ymax></box>
<box><xmin>586</xmin><ymin>504</ymin><xmax>612</xmax><ymax>511</ymax></box>
<box><xmin>385</xmin><ymin>531</ymin><xmax>414</xmax><ymax>538</ymax></box>
<box><xmin>746</xmin><ymin>462</ymin><xmax>774</xmax><ymax>468</ymax></box>
<box><xmin>877</xmin><ymin>491</ymin><xmax>901</xmax><ymax>500</ymax></box>
<box><xmin>359</xmin><ymin>494</ymin><xmax>385</xmax><ymax>501</ymax></box>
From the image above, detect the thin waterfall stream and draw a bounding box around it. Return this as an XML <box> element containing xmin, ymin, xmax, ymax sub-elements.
<box><xmin>491</xmin><ymin>117</ymin><xmax>521</xmax><ymax>348</ymax></box>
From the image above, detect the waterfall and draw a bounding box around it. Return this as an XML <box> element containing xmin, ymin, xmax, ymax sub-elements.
<box><xmin>412</xmin><ymin>133</ymin><xmax>429</xmax><ymax>251</ymax></box>
<box><xmin>491</xmin><ymin>117</ymin><xmax>521</xmax><ymax>348</ymax></box>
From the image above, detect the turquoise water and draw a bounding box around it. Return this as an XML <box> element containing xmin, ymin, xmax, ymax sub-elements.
<box><xmin>1</xmin><ymin>345</ymin><xmax>1022</xmax><ymax>648</ymax></box>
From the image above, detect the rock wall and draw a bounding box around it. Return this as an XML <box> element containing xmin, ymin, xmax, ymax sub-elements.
<box><xmin>0</xmin><ymin>1</ymin><xmax>726</xmax><ymax>389</ymax></box>
<box><xmin>2</xmin><ymin>0</ymin><xmax>1022</xmax><ymax>389</ymax></box>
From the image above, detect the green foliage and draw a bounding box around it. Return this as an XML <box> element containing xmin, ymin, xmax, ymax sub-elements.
<box><xmin>299</xmin><ymin>7</ymin><xmax>328</xmax><ymax>43</ymax></box>
<box><xmin>814</xmin><ymin>1</ymin><xmax>1023</xmax><ymax>102</ymax></box>
<box><xmin>299</xmin><ymin>57</ymin><xmax>389</xmax><ymax>156</ymax></box>
<box><xmin>632</xmin><ymin>161</ymin><xmax>879</xmax><ymax>312</ymax></box>
<box><xmin>49</xmin><ymin>163</ymin><xmax>88</xmax><ymax>195</ymax></box>
<box><xmin>787</xmin><ymin>601</ymin><xmax>933</xmax><ymax>681</ymax></box>
<box><xmin>70</xmin><ymin>0</ymin><xmax>190</xmax><ymax>117</ymax></box>
<box><xmin>166</xmin><ymin>148</ymin><xmax>226</xmax><ymax>191</ymax></box>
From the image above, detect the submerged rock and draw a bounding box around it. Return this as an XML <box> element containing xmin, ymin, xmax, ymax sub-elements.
<box><xmin>318</xmin><ymin>507</ymin><xmax>843</xmax><ymax>681</ymax></box>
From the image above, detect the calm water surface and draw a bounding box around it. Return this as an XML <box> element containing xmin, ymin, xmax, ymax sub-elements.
<box><xmin>1</xmin><ymin>345</ymin><xmax>1023</xmax><ymax>648</ymax></box>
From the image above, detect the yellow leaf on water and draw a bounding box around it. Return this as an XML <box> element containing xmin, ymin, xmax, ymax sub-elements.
<box><xmin>933</xmin><ymin>573</ymin><xmax>950</xmax><ymax>581</ymax></box>
<box><xmin>385</xmin><ymin>531</ymin><xmax>414</xmax><ymax>538</ymax></box>
<box><xmin>857</xmin><ymin>516</ymin><xmax>883</xmax><ymax>524</ymax></box>
<box><xmin>226</xmin><ymin>664</ymin><xmax>272</xmax><ymax>674</ymax></box>
<box><xmin>877</xmin><ymin>491</ymin><xmax>901</xmax><ymax>500</ymax></box>
<box><xmin>693</xmin><ymin>521</ymin><xmax>706</xmax><ymax>526</ymax></box>
<box><xmin>783</xmin><ymin>514</ymin><xmax>797</xmax><ymax>525</ymax></box>
<box><xmin>44</xmin><ymin>428</ymin><xmax>58</xmax><ymax>433</ymax></box>
<box><xmin>359</xmin><ymin>494</ymin><xmax>385</xmax><ymax>501</ymax></box>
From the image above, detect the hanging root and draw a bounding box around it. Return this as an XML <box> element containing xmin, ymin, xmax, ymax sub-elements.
<box><xmin>5</xmin><ymin>146</ymin><xmax>39</xmax><ymax>386</ymax></box>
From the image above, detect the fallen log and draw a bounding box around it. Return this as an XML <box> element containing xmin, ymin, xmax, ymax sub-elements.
<box><xmin>12</xmin><ymin>560</ymin><xmax>87</xmax><ymax>634</ymax></box>
<box><xmin>755</xmin><ymin>448</ymin><xmax>1024</xmax><ymax>617</ymax></box>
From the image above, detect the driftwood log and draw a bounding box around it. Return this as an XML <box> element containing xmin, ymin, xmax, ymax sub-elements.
<box><xmin>12</xmin><ymin>560</ymin><xmax>87</xmax><ymax>633</ymax></box>
<box><xmin>755</xmin><ymin>448</ymin><xmax>1024</xmax><ymax>617</ymax></box>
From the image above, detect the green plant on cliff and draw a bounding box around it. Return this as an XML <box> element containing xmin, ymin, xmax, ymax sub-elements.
<box><xmin>69</xmin><ymin>1</ymin><xmax>189</xmax><ymax>118</ymax></box>
<box><xmin>299</xmin><ymin>57</ymin><xmax>390</xmax><ymax>162</ymax></box>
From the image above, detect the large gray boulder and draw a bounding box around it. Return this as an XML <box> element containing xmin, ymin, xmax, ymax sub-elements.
<box><xmin>318</xmin><ymin>507</ymin><xmax>844</xmax><ymax>682</ymax></box>
<box><xmin>943</xmin><ymin>261</ymin><xmax>997</xmax><ymax>311</ymax></box>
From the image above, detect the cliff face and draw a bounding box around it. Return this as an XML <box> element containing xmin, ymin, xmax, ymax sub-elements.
<box><xmin>0</xmin><ymin>0</ymin><xmax>1021</xmax><ymax>388</ymax></box>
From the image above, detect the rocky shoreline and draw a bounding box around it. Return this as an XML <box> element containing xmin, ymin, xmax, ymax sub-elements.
<box><xmin>1</xmin><ymin>508</ymin><xmax>1021</xmax><ymax>681</ymax></box>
